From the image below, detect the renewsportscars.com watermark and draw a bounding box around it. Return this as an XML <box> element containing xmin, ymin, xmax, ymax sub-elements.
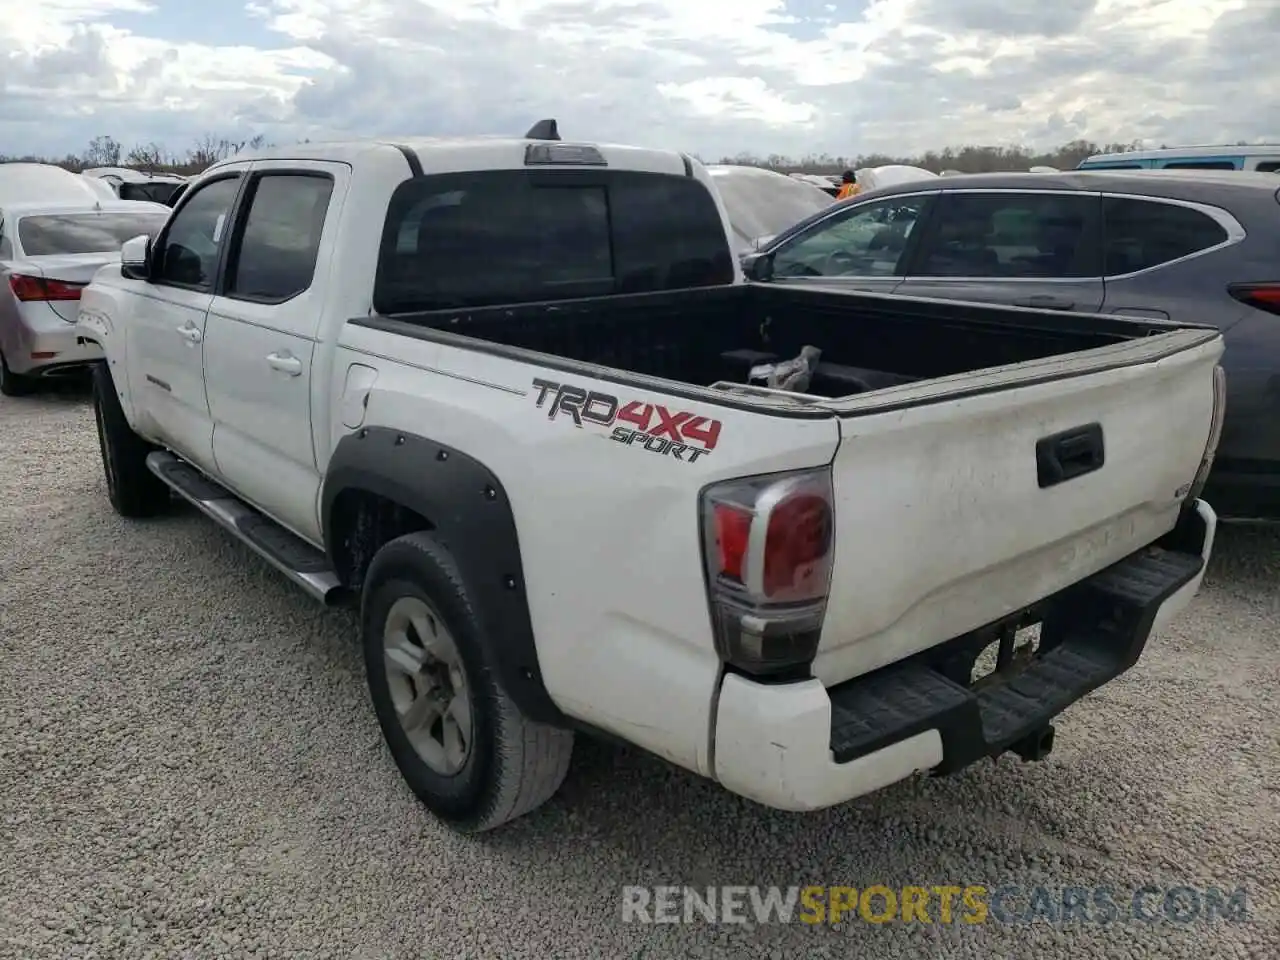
<box><xmin>621</xmin><ymin>884</ymin><xmax>1250</xmax><ymax>925</ymax></box>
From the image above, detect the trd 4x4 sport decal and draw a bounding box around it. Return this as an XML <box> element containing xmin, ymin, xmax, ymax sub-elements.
<box><xmin>531</xmin><ymin>377</ymin><xmax>721</xmax><ymax>463</ymax></box>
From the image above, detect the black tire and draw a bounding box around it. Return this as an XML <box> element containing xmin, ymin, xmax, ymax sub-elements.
<box><xmin>0</xmin><ymin>349</ymin><xmax>35</xmax><ymax>397</ymax></box>
<box><xmin>362</xmin><ymin>531</ymin><xmax>574</xmax><ymax>832</ymax></box>
<box><xmin>91</xmin><ymin>362</ymin><xmax>169</xmax><ymax>518</ymax></box>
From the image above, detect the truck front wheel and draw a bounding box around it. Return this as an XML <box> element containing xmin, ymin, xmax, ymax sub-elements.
<box><xmin>361</xmin><ymin>531</ymin><xmax>574</xmax><ymax>832</ymax></box>
<box><xmin>91</xmin><ymin>363</ymin><xmax>169</xmax><ymax>518</ymax></box>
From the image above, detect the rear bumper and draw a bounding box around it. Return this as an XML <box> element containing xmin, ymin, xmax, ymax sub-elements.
<box><xmin>6</xmin><ymin>309</ymin><xmax>102</xmax><ymax>375</ymax></box>
<box><xmin>711</xmin><ymin>498</ymin><xmax>1216</xmax><ymax>812</ymax></box>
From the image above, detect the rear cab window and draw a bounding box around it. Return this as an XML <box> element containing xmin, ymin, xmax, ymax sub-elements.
<box><xmin>373</xmin><ymin>170</ymin><xmax>735</xmax><ymax>314</ymax></box>
<box><xmin>17</xmin><ymin>211</ymin><xmax>169</xmax><ymax>257</ymax></box>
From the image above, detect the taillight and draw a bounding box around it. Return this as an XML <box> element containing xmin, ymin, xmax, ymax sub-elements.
<box><xmin>8</xmin><ymin>274</ymin><xmax>84</xmax><ymax>302</ymax></box>
<box><xmin>1187</xmin><ymin>363</ymin><xmax>1226</xmax><ymax>502</ymax></box>
<box><xmin>1228</xmin><ymin>283</ymin><xmax>1280</xmax><ymax>316</ymax></box>
<box><xmin>701</xmin><ymin>468</ymin><xmax>835</xmax><ymax>676</ymax></box>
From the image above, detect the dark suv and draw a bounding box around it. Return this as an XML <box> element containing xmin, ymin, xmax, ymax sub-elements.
<box><xmin>744</xmin><ymin>170</ymin><xmax>1280</xmax><ymax>520</ymax></box>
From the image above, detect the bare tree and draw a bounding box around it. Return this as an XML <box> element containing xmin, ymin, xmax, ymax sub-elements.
<box><xmin>82</xmin><ymin>135</ymin><xmax>123</xmax><ymax>168</ymax></box>
<box><xmin>185</xmin><ymin>134</ymin><xmax>236</xmax><ymax>170</ymax></box>
<box><xmin>125</xmin><ymin>141</ymin><xmax>167</xmax><ymax>170</ymax></box>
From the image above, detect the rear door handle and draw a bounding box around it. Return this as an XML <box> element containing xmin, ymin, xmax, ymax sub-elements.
<box><xmin>1110</xmin><ymin>307</ymin><xmax>1171</xmax><ymax>321</ymax></box>
<box><xmin>266</xmin><ymin>351</ymin><xmax>302</xmax><ymax>376</ymax></box>
<box><xmin>1036</xmin><ymin>423</ymin><xmax>1105</xmax><ymax>488</ymax></box>
<box><xmin>176</xmin><ymin>321</ymin><xmax>202</xmax><ymax>343</ymax></box>
<box><xmin>1015</xmin><ymin>295</ymin><xmax>1075</xmax><ymax>311</ymax></box>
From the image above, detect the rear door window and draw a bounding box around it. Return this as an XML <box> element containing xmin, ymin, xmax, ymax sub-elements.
<box><xmin>224</xmin><ymin>173</ymin><xmax>333</xmax><ymax>302</ymax></box>
<box><xmin>1101</xmin><ymin>198</ymin><xmax>1230</xmax><ymax>276</ymax></box>
<box><xmin>911</xmin><ymin>192</ymin><xmax>1101</xmax><ymax>278</ymax></box>
<box><xmin>374</xmin><ymin>170</ymin><xmax>734</xmax><ymax>313</ymax></box>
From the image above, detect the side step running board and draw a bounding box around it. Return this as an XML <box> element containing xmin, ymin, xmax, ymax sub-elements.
<box><xmin>146</xmin><ymin>451</ymin><xmax>343</xmax><ymax>604</ymax></box>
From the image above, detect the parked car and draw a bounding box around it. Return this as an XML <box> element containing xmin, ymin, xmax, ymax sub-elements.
<box><xmin>706</xmin><ymin>164</ymin><xmax>834</xmax><ymax>251</ymax></box>
<box><xmin>0</xmin><ymin>161</ymin><xmax>116</xmax><ymax>202</ymax></box>
<box><xmin>1078</xmin><ymin>144</ymin><xmax>1280</xmax><ymax>172</ymax></box>
<box><xmin>741</xmin><ymin>169</ymin><xmax>1280</xmax><ymax>519</ymax></box>
<box><xmin>0</xmin><ymin>198</ymin><xmax>169</xmax><ymax>394</ymax></box>
<box><xmin>82</xmin><ymin>167</ymin><xmax>189</xmax><ymax>206</ymax></box>
<box><xmin>854</xmin><ymin>165</ymin><xmax>938</xmax><ymax>191</ymax></box>
<box><xmin>78</xmin><ymin>128</ymin><xmax>1220</xmax><ymax>832</ymax></box>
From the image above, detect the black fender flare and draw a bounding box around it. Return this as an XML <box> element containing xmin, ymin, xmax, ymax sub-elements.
<box><xmin>321</xmin><ymin>427</ymin><xmax>564</xmax><ymax>726</ymax></box>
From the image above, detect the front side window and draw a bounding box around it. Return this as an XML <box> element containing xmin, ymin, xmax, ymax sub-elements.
<box><xmin>1255</xmin><ymin>161</ymin><xmax>1280</xmax><ymax>173</ymax></box>
<box><xmin>17</xmin><ymin>211</ymin><xmax>169</xmax><ymax>257</ymax></box>
<box><xmin>912</xmin><ymin>192</ymin><xmax>1099</xmax><ymax>279</ymax></box>
<box><xmin>770</xmin><ymin>195</ymin><xmax>932</xmax><ymax>279</ymax></box>
<box><xmin>225</xmin><ymin>173</ymin><xmax>333</xmax><ymax>302</ymax></box>
<box><xmin>373</xmin><ymin>170</ymin><xmax>733</xmax><ymax>313</ymax></box>
<box><xmin>154</xmin><ymin>176</ymin><xmax>242</xmax><ymax>288</ymax></box>
<box><xmin>1102</xmin><ymin>198</ymin><xmax>1229</xmax><ymax>276</ymax></box>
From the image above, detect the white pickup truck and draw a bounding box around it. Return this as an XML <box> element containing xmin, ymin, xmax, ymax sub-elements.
<box><xmin>77</xmin><ymin>125</ymin><xmax>1225</xmax><ymax>832</ymax></box>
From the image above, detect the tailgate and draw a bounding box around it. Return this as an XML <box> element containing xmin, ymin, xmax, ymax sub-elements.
<box><xmin>811</xmin><ymin>328</ymin><xmax>1223</xmax><ymax>686</ymax></box>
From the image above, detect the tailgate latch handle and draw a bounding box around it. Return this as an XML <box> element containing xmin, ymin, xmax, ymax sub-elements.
<box><xmin>1036</xmin><ymin>423</ymin><xmax>1105</xmax><ymax>488</ymax></box>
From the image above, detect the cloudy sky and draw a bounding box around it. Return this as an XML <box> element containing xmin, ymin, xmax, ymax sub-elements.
<box><xmin>0</xmin><ymin>0</ymin><xmax>1275</xmax><ymax>162</ymax></box>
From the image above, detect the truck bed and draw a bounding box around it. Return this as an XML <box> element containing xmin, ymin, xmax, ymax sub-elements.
<box><xmin>371</xmin><ymin>282</ymin><xmax>1198</xmax><ymax>401</ymax></box>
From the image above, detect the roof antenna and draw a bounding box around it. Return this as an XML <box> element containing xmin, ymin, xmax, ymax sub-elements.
<box><xmin>524</xmin><ymin>119</ymin><xmax>560</xmax><ymax>141</ymax></box>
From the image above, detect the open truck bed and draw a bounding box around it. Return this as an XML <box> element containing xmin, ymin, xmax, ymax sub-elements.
<box><xmin>361</xmin><ymin>281</ymin><xmax>1215</xmax><ymax>407</ymax></box>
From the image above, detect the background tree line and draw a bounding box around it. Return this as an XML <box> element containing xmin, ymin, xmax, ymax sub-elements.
<box><xmin>0</xmin><ymin>134</ymin><xmax>276</xmax><ymax>176</ymax></box>
<box><xmin>1</xmin><ymin>132</ymin><xmax>1197</xmax><ymax>176</ymax></box>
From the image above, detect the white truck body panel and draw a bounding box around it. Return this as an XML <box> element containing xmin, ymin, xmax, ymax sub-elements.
<box><xmin>331</xmin><ymin>325</ymin><xmax>842</xmax><ymax>774</ymax></box>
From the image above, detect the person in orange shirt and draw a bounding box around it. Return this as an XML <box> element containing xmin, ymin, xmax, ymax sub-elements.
<box><xmin>835</xmin><ymin>170</ymin><xmax>860</xmax><ymax>200</ymax></box>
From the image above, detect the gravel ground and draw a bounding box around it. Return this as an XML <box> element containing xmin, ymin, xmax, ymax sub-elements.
<box><xmin>2</xmin><ymin>384</ymin><xmax>1277</xmax><ymax>960</ymax></box>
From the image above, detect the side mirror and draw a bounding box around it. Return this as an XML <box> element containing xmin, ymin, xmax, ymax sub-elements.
<box><xmin>120</xmin><ymin>234</ymin><xmax>153</xmax><ymax>282</ymax></box>
<box><xmin>740</xmin><ymin>251</ymin><xmax>774</xmax><ymax>282</ymax></box>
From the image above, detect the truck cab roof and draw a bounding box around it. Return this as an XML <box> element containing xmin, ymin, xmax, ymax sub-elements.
<box><xmin>206</xmin><ymin>136</ymin><xmax>697</xmax><ymax>179</ymax></box>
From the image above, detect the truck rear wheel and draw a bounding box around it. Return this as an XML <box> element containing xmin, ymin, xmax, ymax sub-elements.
<box><xmin>361</xmin><ymin>531</ymin><xmax>574</xmax><ymax>832</ymax></box>
<box><xmin>91</xmin><ymin>363</ymin><xmax>169</xmax><ymax>518</ymax></box>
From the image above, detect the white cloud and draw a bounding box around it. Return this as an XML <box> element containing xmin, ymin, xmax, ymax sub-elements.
<box><xmin>0</xmin><ymin>0</ymin><xmax>1276</xmax><ymax>161</ymax></box>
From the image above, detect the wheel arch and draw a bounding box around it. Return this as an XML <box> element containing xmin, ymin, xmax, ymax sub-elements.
<box><xmin>321</xmin><ymin>427</ymin><xmax>565</xmax><ymax>726</ymax></box>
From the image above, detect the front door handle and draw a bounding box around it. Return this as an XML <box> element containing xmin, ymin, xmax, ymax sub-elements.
<box><xmin>176</xmin><ymin>321</ymin><xmax>202</xmax><ymax>343</ymax></box>
<box><xmin>1015</xmin><ymin>295</ymin><xmax>1075</xmax><ymax>311</ymax></box>
<box><xmin>266</xmin><ymin>351</ymin><xmax>302</xmax><ymax>376</ymax></box>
